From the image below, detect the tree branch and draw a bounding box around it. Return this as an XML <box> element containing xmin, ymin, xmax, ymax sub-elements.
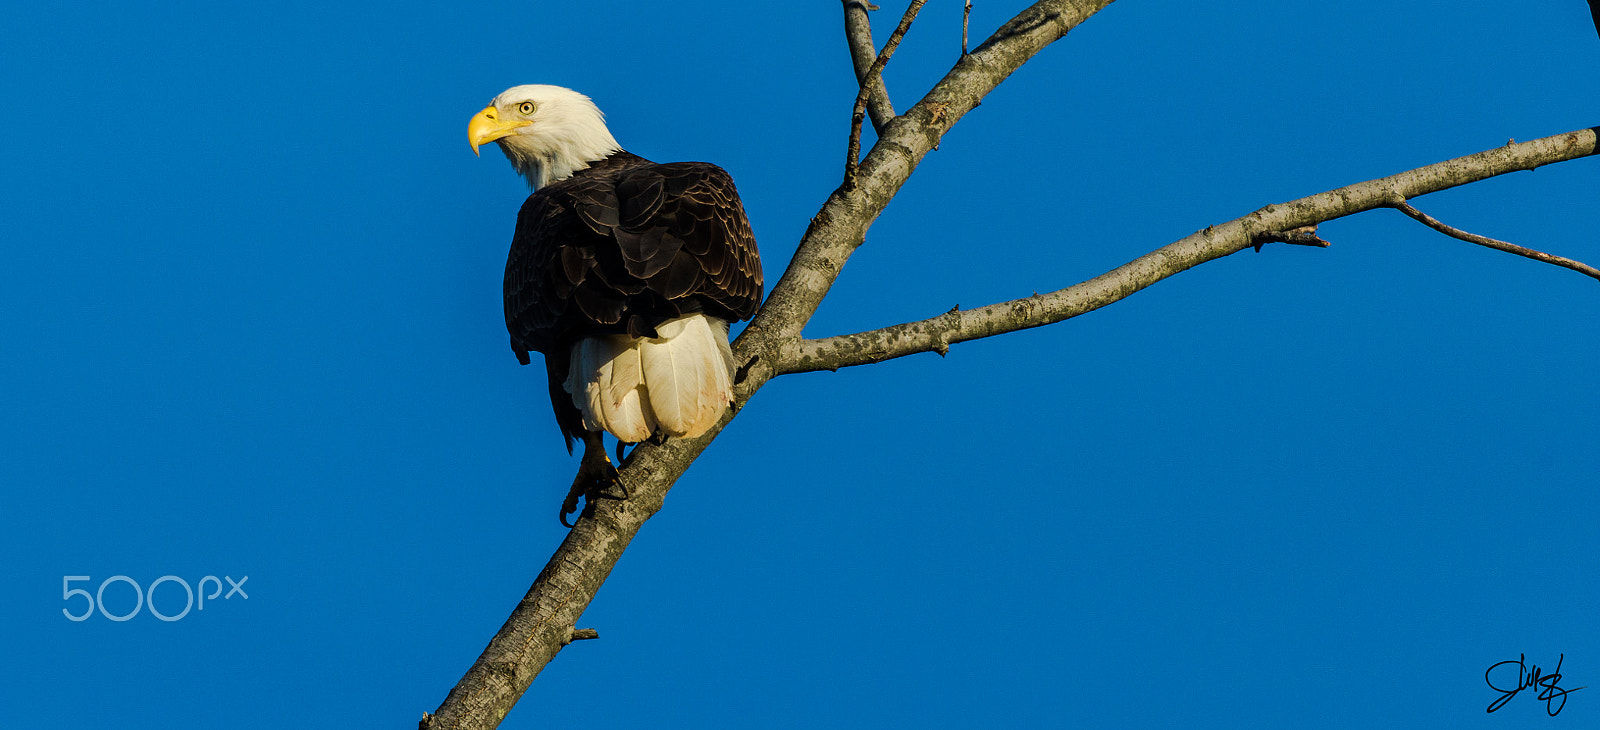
<box><xmin>758</xmin><ymin>0</ymin><xmax>1121</xmax><ymax>352</ymax></box>
<box><xmin>843</xmin><ymin>1</ymin><xmax>896</xmax><ymax>133</ymax></box>
<box><xmin>782</xmin><ymin>127</ymin><xmax>1600</xmax><ymax>374</ymax></box>
<box><xmin>963</xmin><ymin>1</ymin><xmax>972</xmax><ymax>55</ymax></box>
<box><xmin>845</xmin><ymin>0</ymin><xmax>927</xmax><ymax>190</ymax></box>
<box><xmin>1388</xmin><ymin>199</ymin><xmax>1600</xmax><ymax>282</ymax></box>
<box><xmin>1251</xmin><ymin>225</ymin><xmax>1330</xmax><ymax>251</ymax></box>
<box><xmin>562</xmin><ymin>628</ymin><xmax>600</xmax><ymax>644</ymax></box>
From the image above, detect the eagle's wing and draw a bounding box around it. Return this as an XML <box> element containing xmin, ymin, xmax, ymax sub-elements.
<box><xmin>611</xmin><ymin>162</ymin><xmax>764</xmax><ymax>325</ymax></box>
<box><xmin>503</xmin><ymin>161</ymin><xmax>763</xmax><ymax>362</ymax></box>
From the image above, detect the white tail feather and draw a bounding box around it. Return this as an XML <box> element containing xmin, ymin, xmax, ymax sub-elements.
<box><xmin>566</xmin><ymin>335</ymin><xmax>651</xmax><ymax>442</ymax></box>
<box><xmin>640</xmin><ymin>317</ymin><xmax>701</xmax><ymax>436</ymax></box>
<box><xmin>563</xmin><ymin>314</ymin><xmax>734</xmax><ymax>442</ymax></box>
<box><xmin>601</xmin><ymin>344</ymin><xmax>651</xmax><ymax>441</ymax></box>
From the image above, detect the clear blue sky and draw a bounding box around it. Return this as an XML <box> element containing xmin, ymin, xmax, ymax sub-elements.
<box><xmin>4</xmin><ymin>2</ymin><xmax>1597</xmax><ymax>727</ymax></box>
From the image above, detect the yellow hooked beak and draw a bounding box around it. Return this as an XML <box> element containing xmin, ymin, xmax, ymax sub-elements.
<box><xmin>467</xmin><ymin>105</ymin><xmax>531</xmax><ymax>156</ymax></box>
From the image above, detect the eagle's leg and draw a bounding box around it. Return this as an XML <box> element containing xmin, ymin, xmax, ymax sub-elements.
<box><xmin>560</xmin><ymin>431</ymin><xmax>628</xmax><ymax>527</ymax></box>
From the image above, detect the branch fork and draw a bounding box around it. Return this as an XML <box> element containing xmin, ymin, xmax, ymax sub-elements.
<box><xmin>844</xmin><ymin>0</ymin><xmax>926</xmax><ymax>190</ymax></box>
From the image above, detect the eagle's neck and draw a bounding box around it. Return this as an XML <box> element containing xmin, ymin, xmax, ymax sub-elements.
<box><xmin>499</xmin><ymin>124</ymin><xmax>623</xmax><ymax>190</ymax></box>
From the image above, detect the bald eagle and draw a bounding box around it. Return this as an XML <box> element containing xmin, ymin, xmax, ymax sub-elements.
<box><xmin>468</xmin><ymin>85</ymin><xmax>763</xmax><ymax>523</ymax></box>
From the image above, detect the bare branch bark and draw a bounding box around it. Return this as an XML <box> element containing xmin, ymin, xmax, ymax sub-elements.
<box><xmin>1388</xmin><ymin>199</ymin><xmax>1600</xmax><ymax>282</ymax></box>
<box><xmin>963</xmin><ymin>1</ymin><xmax>972</xmax><ymax>55</ymax></box>
<box><xmin>756</xmin><ymin>0</ymin><xmax>1122</xmax><ymax>352</ymax></box>
<box><xmin>846</xmin><ymin>0</ymin><xmax>927</xmax><ymax>189</ymax></box>
<box><xmin>1251</xmin><ymin>225</ymin><xmax>1330</xmax><ymax>250</ymax></box>
<box><xmin>844</xmin><ymin>1</ymin><xmax>896</xmax><ymax>133</ymax></box>
<box><xmin>783</xmin><ymin>128</ymin><xmax>1600</xmax><ymax>374</ymax></box>
<box><xmin>562</xmin><ymin>628</ymin><xmax>599</xmax><ymax>644</ymax></box>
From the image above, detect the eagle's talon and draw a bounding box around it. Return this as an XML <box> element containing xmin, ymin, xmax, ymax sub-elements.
<box><xmin>587</xmin><ymin>461</ymin><xmax>626</xmax><ymax>502</ymax></box>
<box><xmin>559</xmin><ymin>489</ymin><xmax>582</xmax><ymax>528</ymax></box>
<box><xmin>601</xmin><ymin>471</ymin><xmax>630</xmax><ymax>501</ymax></box>
<box><xmin>560</xmin><ymin>434</ymin><xmax>628</xmax><ymax>527</ymax></box>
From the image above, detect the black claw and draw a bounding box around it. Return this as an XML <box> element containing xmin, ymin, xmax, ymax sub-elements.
<box><xmin>559</xmin><ymin>490</ymin><xmax>581</xmax><ymax>528</ymax></box>
<box><xmin>560</xmin><ymin>433</ymin><xmax>629</xmax><ymax>527</ymax></box>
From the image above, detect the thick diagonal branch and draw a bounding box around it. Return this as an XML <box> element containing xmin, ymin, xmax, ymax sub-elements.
<box><xmin>844</xmin><ymin>1</ymin><xmax>896</xmax><ymax>133</ymax></box>
<box><xmin>1388</xmin><ymin>199</ymin><xmax>1600</xmax><ymax>282</ymax></box>
<box><xmin>783</xmin><ymin>128</ymin><xmax>1600</xmax><ymax>374</ymax></box>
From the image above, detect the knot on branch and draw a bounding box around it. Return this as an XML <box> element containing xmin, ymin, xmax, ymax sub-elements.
<box><xmin>562</xmin><ymin>627</ymin><xmax>600</xmax><ymax>646</ymax></box>
<box><xmin>1251</xmin><ymin>226</ymin><xmax>1331</xmax><ymax>252</ymax></box>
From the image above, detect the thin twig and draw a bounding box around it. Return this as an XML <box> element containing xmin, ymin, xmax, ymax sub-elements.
<box><xmin>845</xmin><ymin>0</ymin><xmax>927</xmax><ymax>191</ymax></box>
<box><xmin>1389</xmin><ymin>199</ymin><xmax>1600</xmax><ymax>283</ymax></box>
<box><xmin>963</xmin><ymin>1</ymin><xmax>972</xmax><ymax>55</ymax></box>
<box><xmin>843</xmin><ymin>1</ymin><xmax>896</xmax><ymax>133</ymax></box>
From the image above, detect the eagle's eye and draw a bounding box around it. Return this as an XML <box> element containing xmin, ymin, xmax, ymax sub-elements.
<box><xmin>517</xmin><ymin>101</ymin><xmax>536</xmax><ymax>116</ymax></box>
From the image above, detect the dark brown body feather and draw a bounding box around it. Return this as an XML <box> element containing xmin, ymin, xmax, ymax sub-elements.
<box><xmin>503</xmin><ymin>151</ymin><xmax>763</xmax><ymax>450</ymax></box>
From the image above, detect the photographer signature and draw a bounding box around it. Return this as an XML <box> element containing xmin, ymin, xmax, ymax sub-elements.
<box><xmin>1486</xmin><ymin>653</ymin><xmax>1584</xmax><ymax>716</ymax></box>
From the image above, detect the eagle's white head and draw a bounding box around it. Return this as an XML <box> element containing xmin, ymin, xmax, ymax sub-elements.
<box><xmin>468</xmin><ymin>85</ymin><xmax>622</xmax><ymax>189</ymax></box>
